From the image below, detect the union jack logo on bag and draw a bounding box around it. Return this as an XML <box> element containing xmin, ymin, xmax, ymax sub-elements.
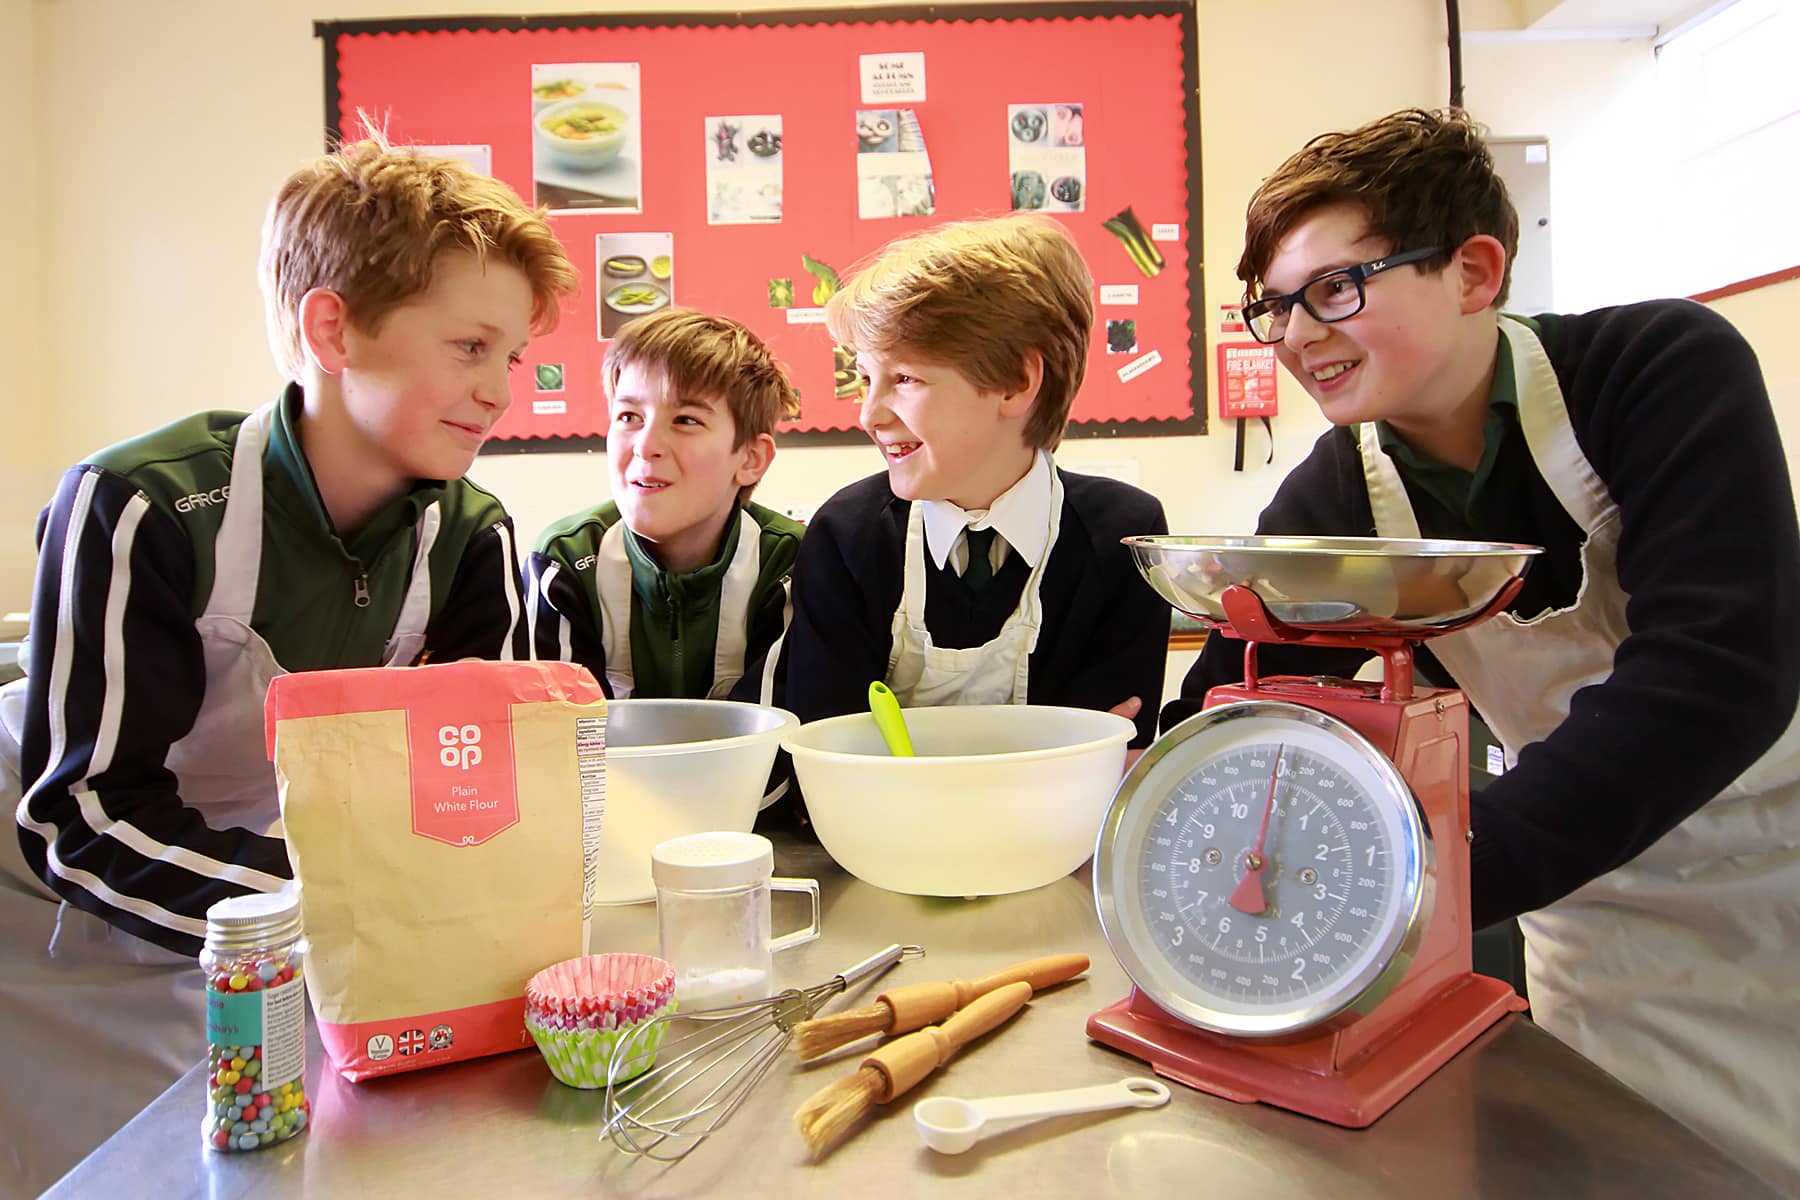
<box><xmin>397</xmin><ymin>1028</ymin><xmax>427</xmax><ymax>1056</ymax></box>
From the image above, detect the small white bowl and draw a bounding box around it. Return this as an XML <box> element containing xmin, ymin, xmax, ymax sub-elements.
<box><xmin>785</xmin><ymin>705</ymin><xmax>1132</xmax><ymax>897</ymax></box>
<box><xmin>535</xmin><ymin>98</ymin><xmax>629</xmax><ymax>170</ymax></box>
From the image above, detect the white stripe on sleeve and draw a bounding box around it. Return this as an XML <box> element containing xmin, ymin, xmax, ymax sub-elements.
<box><xmin>85</xmin><ymin>493</ymin><xmax>150</xmax><ymax>779</ymax></box>
<box><xmin>71</xmin><ymin>787</ymin><xmax>288</xmax><ymax>893</ymax></box>
<box><xmin>21</xmin><ymin>467</ymin><xmax>102</xmax><ymax>819</ymax></box>
<box><xmin>524</xmin><ymin>558</ymin><xmax>542</xmax><ymax>659</ymax></box>
<box><xmin>495</xmin><ymin>522</ymin><xmax>521</xmax><ymax>662</ymax></box>
<box><xmin>39</xmin><ymin>833</ymin><xmax>207</xmax><ymax>937</ymax></box>
<box><xmin>534</xmin><ymin>560</ymin><xmax>573</xmax><ymax>663</ymax></box>
<box><xmin>759</xmin><ymin>577</ymin><xmax>793</xmax><ymax>708</ymax></box>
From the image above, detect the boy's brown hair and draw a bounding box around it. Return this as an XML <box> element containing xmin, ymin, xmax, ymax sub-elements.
<box><xmin>1239</xmin><ymin>108</ymin><xmax>1520</xmax><ymax>307</ymax></box>
<box><xmin>259</xmin><ymin>135</ymin><xmax>580</xmax><ymax>380</ymax></box>
<box><xmin>825</xmin><ymin>215</ymin><xmax>1093</xmax><ymax>450</ymax></box>
<box><xmin>603</xmin><ymin>308</ymin><xmax>800</xmax><ymax>499</ymax></box>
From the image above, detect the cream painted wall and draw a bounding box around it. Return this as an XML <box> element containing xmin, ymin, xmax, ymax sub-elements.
<box><xmin>1708</xmin><ymin>277</ymin><xmax>1800</xmax><ymax>474</ymax></box>
<box><xmin>1</xmin><ymin>0</ymin><xmax>50</xmax><ymax>623</ymax></box>
<box><xmin>11</xmin><ymin>0</ymin><xmax>1452</xmax><ymax>607</ymax></box>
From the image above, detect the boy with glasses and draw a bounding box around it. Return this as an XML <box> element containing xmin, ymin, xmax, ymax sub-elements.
<box><xmin>1168</xmin><ymin>108</ymin><xmax>1799</xmax><ymax>1193</ymax></box>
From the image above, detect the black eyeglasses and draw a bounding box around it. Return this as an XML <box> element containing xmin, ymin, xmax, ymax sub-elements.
<box><xmin>1241</xmin><ymin>247</ymin><xmax>1446</xmax><ymax>344</ymax></box>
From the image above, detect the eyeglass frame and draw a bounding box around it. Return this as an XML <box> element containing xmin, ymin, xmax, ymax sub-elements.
<box><xmin>1239</xmin><ymin>246</ymin><xmax>1448</xmax><ymax>344</ymax></box>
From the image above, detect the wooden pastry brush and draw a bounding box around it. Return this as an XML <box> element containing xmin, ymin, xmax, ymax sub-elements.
<box><xmin>792</xmin><ymin>953</ymin><xmax>1088</xmax><ymax>1060</ymax></box>
<box><xmin>794</xmin><ymin>980</ymin><xmax>1033</xmax><ymax>1157</ymax></box>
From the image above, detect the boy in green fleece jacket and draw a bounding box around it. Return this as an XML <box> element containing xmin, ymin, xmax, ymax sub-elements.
<box><xmin>526</xmin><ymin>309</ymin><xmax>803</xmax><ymax>705</ymax></box>
<box><xmin>1</xmin><ymin>136</ymin><xmax>580</xmax><ymax>1193</ymax></box>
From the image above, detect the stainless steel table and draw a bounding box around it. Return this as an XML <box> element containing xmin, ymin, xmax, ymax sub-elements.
<box><xmin>50</xmin><ymin>836</ymin><xmax>1776</xmax><ymax>1198</ymax></box>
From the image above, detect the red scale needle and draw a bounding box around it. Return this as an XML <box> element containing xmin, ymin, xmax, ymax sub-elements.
<box><xmin>1228</xmin><ymin>746</ymin><xmax>1283</xmax><ymax>915</ymax></box>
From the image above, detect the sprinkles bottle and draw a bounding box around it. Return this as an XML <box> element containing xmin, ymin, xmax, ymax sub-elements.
<box><xmin>200</xmin><ymin>890</ymin><xmax>312</xmax><ymax>1152</ymax></box>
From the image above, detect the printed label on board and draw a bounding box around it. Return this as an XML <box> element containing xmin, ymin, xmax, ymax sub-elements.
<box><xmin>1116</xmin><ymin>348</ymin><xmax>1163</xmax><ymax>383</ymax></box>
<box><xmin>407</xmin><ymin>699</ymin><xmax>521</xmax><ymax>847</ymax></box>
<box><xmin>532</xmin><ymin>399</ymin><xmax>569</xmax><ymax>416</ymax></box>
<box><xmin>786</xmin><ymin>307</ymin><xmax>829</xmax><ymax>325</ymax></box>
<box><xmin>1151</xmin><ymin>223</ymin><xmax>1181</xmax><ymax>242</ymax></box>
<box><xmin>1099</xmin><ymin>284</ymin><xmax>1139</xmax><ymax>305</ymax></box>
<box><xmin>860</xmin><ymin>52</ymin><xmax>926</xmax><ymax>104</ymax></box>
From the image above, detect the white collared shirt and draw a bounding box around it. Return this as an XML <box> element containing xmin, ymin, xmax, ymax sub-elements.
<box><xmin>921</xmin><ymin>450</ymin><xmax>1055</xmax><ymax>578</ymax></box>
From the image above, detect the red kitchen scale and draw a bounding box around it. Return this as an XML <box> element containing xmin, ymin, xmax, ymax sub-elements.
<box><xmin>1088</xmin><ymin>536</ymin><xmax>1538</xmax><ymax>1128</ymax></box>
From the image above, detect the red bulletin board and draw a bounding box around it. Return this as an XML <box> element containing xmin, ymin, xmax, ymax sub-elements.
<box><xmin>317</xmin><ymin>4</ymin><xmax>1204</xmax><ymax>450</ymax></box>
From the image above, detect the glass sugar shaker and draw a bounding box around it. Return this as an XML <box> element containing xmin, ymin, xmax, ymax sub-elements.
<box><xmin>200</xmin><ymin>889</ymin><xmax>312</xmax><ymax>1152</ymax></box>
<box><xmin>651</xmin><ymin>832</ymin><xmax>819</xmax><ymax>1010</ymax></box>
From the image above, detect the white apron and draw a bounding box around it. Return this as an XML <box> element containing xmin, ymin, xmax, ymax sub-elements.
<box><xmin>0</xmin><ymin>404</ymin><xmax>436</xmax><ymax>1194</ymax></box>
<box><xmin>1360</xmin><ymin>316</ymin><xmax>1800</xmax><ymax>1194</ymax></box>
<box><xmin>885</xmin><ymin>470</ymin><xmax>1064</xmax><ymax>707</ymax></box>
<box><xmin>593</xmin><ymin>509</ymin><xmax>762</xmax><ymax>699</ymax></box>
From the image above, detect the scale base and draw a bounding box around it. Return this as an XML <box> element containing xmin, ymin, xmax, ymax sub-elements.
<box><xmin>1087</xmin><ymin>976</ymin><xmax>1526</xmax><ymax>1128</ymax></box>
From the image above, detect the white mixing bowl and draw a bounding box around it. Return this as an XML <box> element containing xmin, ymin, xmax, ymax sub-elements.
<box><xmin>784</xmin><ymin>705</ymin><xmax>1133</xmax><ymax>897</ymax></box>
<box><xmin>595</xmin><ymin>699</ymin><xmax>796</xmax><ymax>904</ymax></box>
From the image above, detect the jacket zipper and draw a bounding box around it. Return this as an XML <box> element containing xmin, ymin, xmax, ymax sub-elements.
<box><xmin>666</xmin><ymin>584</ymin><xmax>684</xmax><ymax>692</ymax></box>
<box><xmin>353</xmin><ymin>572</ymin><xmax>371</xmax><ymax>608</ymax></box>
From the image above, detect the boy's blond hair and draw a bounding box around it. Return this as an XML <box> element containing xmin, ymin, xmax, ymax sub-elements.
<box><xmin>825</xmin><ymin>216</ymin><xmax>1092</xmax><ymax>450</ymax></box>
<box><xmin>259</xmin><ymin>136</ymin><xmax>580</xmax><ymax>380</ymax></box>
<box><xmin>603</xmin><ymin>308</ymin><xmax>800</xmax><ymax>500</ymax></box>
<box><xmin>1240</xmin><ymin>108</ymin><xmax>1520</xmax><ymax>307</ymax></box>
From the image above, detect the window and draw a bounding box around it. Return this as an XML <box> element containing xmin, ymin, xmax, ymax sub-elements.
<box><xmin>1654</xmin><ymin>0</ymin><xmax>1800</xmax><ymax>294</ymax></box>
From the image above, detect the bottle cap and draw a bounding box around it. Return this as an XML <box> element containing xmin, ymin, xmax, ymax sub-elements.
<box><xmin>650</xmin><ymin>831</ymin><xmax>774</xmax><ymax>892</ymax></box>
<box><xmin>204</xmin><ymin>888</ymin><xmax>303</xmax><ymax>955</ymax></box>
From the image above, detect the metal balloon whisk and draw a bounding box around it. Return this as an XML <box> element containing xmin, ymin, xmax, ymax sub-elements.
<box><xmin>601</xmin><ymin>944</ymin><xmax>923</xmax><ymax>1160</ymax></box>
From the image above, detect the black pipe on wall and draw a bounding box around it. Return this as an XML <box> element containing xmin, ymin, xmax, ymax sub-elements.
<box><xmin>1447</xmin><ymin>0</ymin><xmax>1465</xmax><ymax>109</ymax></box>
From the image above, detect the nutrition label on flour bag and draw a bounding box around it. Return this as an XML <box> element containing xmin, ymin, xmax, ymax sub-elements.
<box><xmin>577</xmin><ymin>714</ymin><xmax>607</xmax><ymax>930</ymax></box>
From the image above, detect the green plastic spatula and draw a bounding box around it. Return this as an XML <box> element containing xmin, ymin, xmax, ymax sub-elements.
<box><xmin>868</xmin><ymin>681</ymin><xmax>915</xmax><ymax>757</ymax></box>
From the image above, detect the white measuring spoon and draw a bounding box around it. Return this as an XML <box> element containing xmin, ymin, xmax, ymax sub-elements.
<box><xmin>913</xmin><ymin>1076</ymin><xmax>1171</xmax><ymax>1154</ymax></box>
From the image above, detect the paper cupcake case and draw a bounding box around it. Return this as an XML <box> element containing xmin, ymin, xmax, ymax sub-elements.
<box><xmin>525</xmin><ymin>953</ymin><xmax>678</xmax><ymax>1089</ymax></box>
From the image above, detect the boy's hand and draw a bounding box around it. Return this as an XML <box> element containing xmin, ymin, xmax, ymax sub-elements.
<box><xmin>1109</xmin><ymin>696</ymin><xmax>1146</xmax><ymax>772</ymax></box>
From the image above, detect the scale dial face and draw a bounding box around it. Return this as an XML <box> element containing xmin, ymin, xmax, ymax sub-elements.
<box><xmin>1095</xmin><ymin>700</ymin><xmax>1433</xmax><ymax>1038</ymax></box>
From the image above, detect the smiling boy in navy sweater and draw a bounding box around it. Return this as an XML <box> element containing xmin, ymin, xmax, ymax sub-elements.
<box><xmin>785</xmin><ymin>216</ymin><xmax>1168</xmax><ymax>749</ymax></box>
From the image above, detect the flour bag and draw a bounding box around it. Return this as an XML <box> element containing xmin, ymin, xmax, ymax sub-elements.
<box><xmin>266</xmin><ymin>660</ymin><xmax>605</xmax><ymax>1080</ymax></box>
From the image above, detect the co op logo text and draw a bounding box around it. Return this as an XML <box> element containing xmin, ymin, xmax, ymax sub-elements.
<box><xmin>438</xmin><ymin>725</ymin><xmax>485</xmax><ymax>769</ymax></box>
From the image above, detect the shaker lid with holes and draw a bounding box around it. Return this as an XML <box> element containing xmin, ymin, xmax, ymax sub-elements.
<box><xmin>651</xmin><ymin>831</ymin><xmax>774</xmax><ymax>892</ymax></box>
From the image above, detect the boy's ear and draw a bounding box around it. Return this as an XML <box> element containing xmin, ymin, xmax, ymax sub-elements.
<box><xmin>298</xmin><ymin>287</ymin><xmax>353</xmax><ymax>375</ymax></box>
<box><xmin>1453</xmin><ymin>235</ymin><xmax>1508</xmax><ymax>314</ymax></box>
<box><xmin>997</xmin><ymin>349</ymin><xmax>1045</xmax><ymax>420</ymax></box>
<box><xmin>733</xmin><ymin>431</ymin><xmax>778</xmax><ymax>489</ymax></box>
